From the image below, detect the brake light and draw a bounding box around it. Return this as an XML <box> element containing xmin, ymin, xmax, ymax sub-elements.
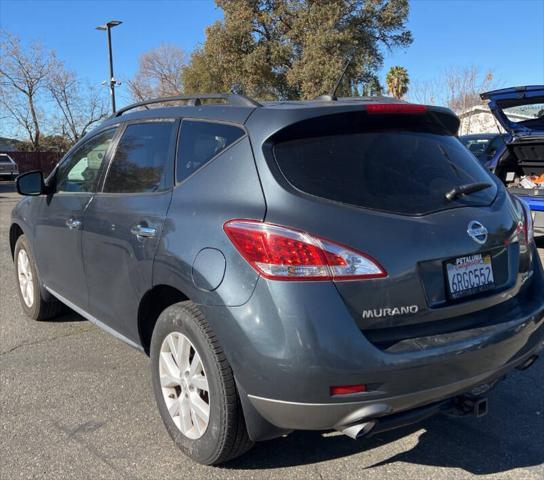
<box><xmin>366</xmin><ymin>103</ymin><xmax>427</xmax><ymax>115</ymax></box>
<box><xmin>330</xmin><ymin>384</ymin><xmax>367</xmax><ymax>396</ymax></box>
<box><xmin>223</xmin><ymin>220</ymin><xmax>386</xmax><ymax>281</ymax></box>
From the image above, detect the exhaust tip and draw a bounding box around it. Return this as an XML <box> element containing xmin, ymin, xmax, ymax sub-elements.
<box><xmin>517</xmin><ymin>355</ymin><xmax>539</xmax><ymax>371</ymax></box>
<box><xmin>339</xmin><ymin>420</ymin><xmax>376</xmax><ymax>440</ymax></box>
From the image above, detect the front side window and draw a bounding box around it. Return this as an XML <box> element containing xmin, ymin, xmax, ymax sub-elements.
<box><xmin>176</xmin><ymin>120</ymin><xmax>245</xmax><ymax>182</ymax></box>
<box><xmin>103</xmin><ymin>122</ymin><xmax>176</xmax><ymax>193</ymax></box>
<box><xmin>56</xmin><ymin>128</ymin><xmax>116</xmax><ymax>193</ymax></box>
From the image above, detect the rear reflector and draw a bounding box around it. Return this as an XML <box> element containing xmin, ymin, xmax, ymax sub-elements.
<box><xmin>330</xmin><ymin>384</ymin><xmax>367</xmax><ymax>396</ymax></box>
<box><xmin>366</xmin><ymin>103</ymin><xmax>427</xmax><ymax>115</ymax></box>
<box><xmin>223</xmin><ymin>220</ymin><xmax>387</xmax><ymax>281</ymax></box>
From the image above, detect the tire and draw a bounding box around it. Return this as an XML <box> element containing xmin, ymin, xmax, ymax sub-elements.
<box><xmin>14</xmin><ymin>235</ymin><xmax>64</xmax><ymax>321</ymax></box>
<box><xmin>150</xmin><ymin>301</ymin><xmax>253</xmax><ymax>465</ymax></box>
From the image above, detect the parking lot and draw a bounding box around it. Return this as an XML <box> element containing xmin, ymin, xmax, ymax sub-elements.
<box><xmin>0</xmin><ymin>181</ymin><xmax>543</xmax><ymax>480</ymax></box>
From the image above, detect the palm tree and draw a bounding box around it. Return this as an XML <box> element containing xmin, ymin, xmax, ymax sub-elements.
<box><xmin>386</xmin><ymin>66</ymin><xmax>409</xmax><ymax>99</ymax></box>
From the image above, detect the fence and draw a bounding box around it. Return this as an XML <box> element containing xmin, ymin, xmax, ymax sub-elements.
<box><xmin>2</xmin><ymin>151</ymin><xmax>63</xmax><ymax>176</ymax></box>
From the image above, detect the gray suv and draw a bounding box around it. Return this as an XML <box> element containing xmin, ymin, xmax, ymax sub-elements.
<box><xmin>10</xmin><ymin>94</ymin><xmax>544</xmax><ymax>465</ymax></box>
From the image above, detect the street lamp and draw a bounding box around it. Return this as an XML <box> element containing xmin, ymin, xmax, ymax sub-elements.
<box><xmin>96</xmin><ymin>20</ymin><xmax>122</xmax><ymax>114</ymax></box>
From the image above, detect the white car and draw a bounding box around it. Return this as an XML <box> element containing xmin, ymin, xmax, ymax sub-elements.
<box><xmin>0</xmin><ymin>154</ymin><xmax>19</xmax><ymax>180</ymax></box>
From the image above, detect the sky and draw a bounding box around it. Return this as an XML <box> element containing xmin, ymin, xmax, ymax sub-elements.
<box><xmin>1</xmin><ymin>0</ymin><xmax>543</xmax><ymax>111</ymax></box>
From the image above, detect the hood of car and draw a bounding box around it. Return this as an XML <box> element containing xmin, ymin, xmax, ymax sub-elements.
<box><xmin>481</xmin><ymin>85</ymin><xmax>544</xmax><ymax>136</ymax></box>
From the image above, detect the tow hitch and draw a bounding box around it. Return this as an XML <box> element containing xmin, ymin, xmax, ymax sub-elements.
<box><xmin>453</xmin><ymin>395</ymin><xmax>489</xmax><ymax>418</ymax></box>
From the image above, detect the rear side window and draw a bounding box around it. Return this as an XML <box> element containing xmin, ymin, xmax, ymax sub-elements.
<box><xmin>103</xmin><ymin>122</ymin><xmax>176</xmax><ymax>193</ymax></box>
<box><xmin>272</xmin><ymin>116</ymin><xmax>497</xmax><ymax>215</ymax></box>
<box><xmin>177</xmin><ymin>120</ymin><xmax>245</xmax><ymax>182</ymax></box>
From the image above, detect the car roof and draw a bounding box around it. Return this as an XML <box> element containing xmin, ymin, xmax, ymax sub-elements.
<box><xmin>98</xmin><ymin>94</ymin><xmax>426</xmax><ymax>129</ymax></box>
<box><xmin>89</xmin><ymin>94</ymin><xmax>459</xmax><ymax>151</ymax></box>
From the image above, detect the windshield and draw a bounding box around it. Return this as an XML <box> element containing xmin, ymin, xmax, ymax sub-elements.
<box><xmin>460</xmin><ymin>137</ymin><xmax>492</xmax><ymax>159</ymax></box>
<box><xmin>273</xmin><ymin>128</ymin><xmax>497</xmax><ymax>216</ymax></box>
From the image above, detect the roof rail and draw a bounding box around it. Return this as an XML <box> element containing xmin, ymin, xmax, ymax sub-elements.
<box><xmin>112</xmin><ymin>93</ymin><xmax>262</xmax><ymax>117</ymax></box>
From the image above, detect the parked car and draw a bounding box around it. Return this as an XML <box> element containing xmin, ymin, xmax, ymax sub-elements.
<box><xmin>481</xmin><ymin>85</ymin><xmax>544</xmax><ymax>236</ymax></box>
<box><xmin>0</xmin><ymin>153</ymin><xmax>19</xmax><ymax>180</ymax></box>
<box><xmin>10</xmin><ymin>94</ymin><xmax>544</xmax><ymax>465</ymax></box>
<box><xmin>459</xmin><ymin>133</ymin><xmax>508</xmax><ymax>169</ymax></box>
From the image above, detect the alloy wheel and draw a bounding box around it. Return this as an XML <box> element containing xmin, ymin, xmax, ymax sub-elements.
<box><xmin>17</xmin><ymin>249</ymin><xmax>34</xmax><ymax>307</ymax></box>
<box><xmin>159</xmin><ymin>332</ymin><xmax>211</xmax><ymax>439</ymax></box>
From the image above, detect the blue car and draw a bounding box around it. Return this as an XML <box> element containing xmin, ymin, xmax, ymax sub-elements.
<box><xmin>459</xmin><ymin>133</ymin><xmax>509</xmax><ymax>170</ymax></box>
<box><xmin>482</xmin><ymin>86</ymin><xmax>544</xmax><ymax>236</ymax></box>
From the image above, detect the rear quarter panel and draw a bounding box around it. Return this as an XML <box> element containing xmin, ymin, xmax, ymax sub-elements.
<box><xmin>153</xmin><ymin>136</ymin><xmax>266</xmax><ymax>306</ymax></box>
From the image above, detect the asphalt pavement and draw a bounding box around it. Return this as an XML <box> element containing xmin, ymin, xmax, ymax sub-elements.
<box><xmin>1</xmin><ymin>181</ymin><xmax>543</xmax><ymax>480</ymax></box>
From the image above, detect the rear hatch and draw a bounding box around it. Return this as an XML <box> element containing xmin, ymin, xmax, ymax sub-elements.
<box><xmin>481</xmin><ymin>86</ymin><xmax>544</xmax><ymax>135</ymax></box>
<box><xmin>482</xmin><ymin>86</ymin><xmax>544</xmax><ymax>209</ymax></box>
<box><xmin>260</xmin><ymin>105</ymin><xmax>534</xmax><ymax>349</ymax></box>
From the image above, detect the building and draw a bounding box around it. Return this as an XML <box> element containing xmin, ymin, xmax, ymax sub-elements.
<box><xmin>457</xmin><ymin>104</ymin><xmax>529</xmax><ymax>136</ymax></box>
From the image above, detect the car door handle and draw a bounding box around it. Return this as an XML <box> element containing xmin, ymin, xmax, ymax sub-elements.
<box><xmin>66</xmin><ymin>218</ymin><xmax>82</xmax><ymax>230</ymax></box>
<box><xmin>131</xmin><ymin>225</ymin><xmax>157</xmax><ymax>239</ymax></box>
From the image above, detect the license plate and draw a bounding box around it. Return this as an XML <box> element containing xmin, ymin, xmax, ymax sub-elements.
<box><xmin>446</xmin><ymin>254</ymin><xmax>495</xmax><ymax>299</ymax></box>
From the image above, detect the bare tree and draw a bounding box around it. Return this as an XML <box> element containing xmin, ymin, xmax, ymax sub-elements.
<box><xmin>48</xmin><ymin>66</ymin><xmax>108</xmax><ymax>144</ymax></box>
<box><xmin>0</xmin><ymin>31</ymin><xmax>56</xmax><ymax>149</ymax></box>
<box><xmin>408</xmin><ymin>78</ymin><xmax>441</xmax><ymax>105</ymax></box>
<box><xmin>128</xmin><ymin>44</ymin><xmax>185</xmax><ymax>101</ymax></box>
<box><xmin>444</xmin><ymin>66</ymin><xmax>495</xmax><ymax>113</ymax></box>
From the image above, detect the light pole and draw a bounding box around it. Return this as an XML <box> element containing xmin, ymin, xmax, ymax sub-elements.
<box><xmin>96</xmin><ymin>20</ymin><xmax>122</xmax><ymax>114</ymax></box>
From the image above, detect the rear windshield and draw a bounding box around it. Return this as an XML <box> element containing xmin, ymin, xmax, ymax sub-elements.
<box><xmin>0</xmin><ymin>156</ymin><xmax>12</xmax><ymax>164</ymax></box>
<box><xmin>502</xmin><ymin>102</ymin><xmax>544</xmax><ymax>124</ymax></box>
<box><xmin>272</xmin><ymin>120</ymin><xmax>497</xmax><ymax>215</ymax></box>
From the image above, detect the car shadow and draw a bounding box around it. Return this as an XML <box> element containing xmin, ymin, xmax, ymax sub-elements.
<box><xmin>223</xmin><ymin>369</ymin><xmax>544</xmax><ymax>475</ymax></box>
<box><xmin>42</xmin><ymin>308</ymin><xmax>87</xmax><ymax>323</ymax></box>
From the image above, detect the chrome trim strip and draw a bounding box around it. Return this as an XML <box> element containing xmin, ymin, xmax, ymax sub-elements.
<box><xmin>45</xmin><ymin>286</ymin><xmax>144</xmax><ymax>352</ymax></box>
<box><xmin>247</xmin><ymin>394</ymin><xmax>370</xmax><ymax>407</ymax></box>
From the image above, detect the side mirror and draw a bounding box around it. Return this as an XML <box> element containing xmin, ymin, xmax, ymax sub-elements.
<box><xmin>16</xmin><ymin>171</ymin><xmax>45</xmax><ymax>196</ymax></box>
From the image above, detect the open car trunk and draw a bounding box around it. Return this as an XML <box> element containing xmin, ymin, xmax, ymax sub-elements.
<box><xmin>495</xmin><ymin>138</ymin><xmax>544</xmax><ymax>198</ymax></box>
<box><xmin>482</xmin><ymin>86</ymin><xmax>544</xmax><ymax>224</ymax></box>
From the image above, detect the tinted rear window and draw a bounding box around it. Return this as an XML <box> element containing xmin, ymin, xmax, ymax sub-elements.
<box><xmin>0</xmin><ymin>156</ymin><xmax>12</xmax><ymax>163</ymax></box>
<box><xmin>273</xmin><ymin>126</ymin><xmax>497</xmax><ymax>215</ymax></box>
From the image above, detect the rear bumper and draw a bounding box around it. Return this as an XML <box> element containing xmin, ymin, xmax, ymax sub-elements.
<box><xmin>517</xmin><ymin>196</ymin><xmax>544</xmax><ymax>234</ymax></box>
<box><xmin>519</xmin><ymin>195</ymin><xmax>544</xmax><ymax>212</ymax></box>
<box><xmin>200</xmin><ymin>247</ymin><xmax>544</xmax><ymax>437</ymax></box>
<box><xmin>246</xmin><ymin>344</ymin><xmax>543</xmax><ymax>431</ymax></box>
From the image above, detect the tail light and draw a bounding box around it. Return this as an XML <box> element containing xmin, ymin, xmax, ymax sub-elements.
<box><xmin>366</xmin><ymin>103</ymin><xmax>427</xmax><ymax>115</ymax></box>
<box><xmin>520</xmin><ymin>201</ymin><xmax>535</xmax><ymax>245</ymax></box>
<box><xmin>223</xmin><ymin>220</ymin><xmax>386</xmax><ymax>281</ymax></box>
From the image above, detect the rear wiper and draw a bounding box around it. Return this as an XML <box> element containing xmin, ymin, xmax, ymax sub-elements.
<box><xmin>445</xmin><ymin>182</ymin><xmax>493</xmax><ymax>201</ymax></box>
